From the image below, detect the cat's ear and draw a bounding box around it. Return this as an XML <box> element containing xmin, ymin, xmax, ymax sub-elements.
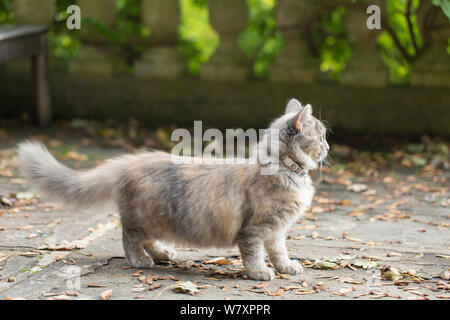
<box><xmin>292</xmin><ymin>104</ymin><xmax>312</xmax><ymax>132</ymax></box>
<box><xmin>285</xmin><ymin>99</ymin><xmax>303</xmax><ymax>114</ymax></box>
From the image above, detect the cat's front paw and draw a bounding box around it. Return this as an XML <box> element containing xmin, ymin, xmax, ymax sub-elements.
<box><xmin>128</xmin><ymin>255</ymin><xmax>154</xmax><ymax>269</ymax></box>
<box><xmin>246</xmin><ymin>268</ymin><xmax>275</xmax><ymax>281</ymax></box>
<box><xmin>276</xmin><ymin>260</ymin><xmax>303</xmax><ymax>275</ymax></box>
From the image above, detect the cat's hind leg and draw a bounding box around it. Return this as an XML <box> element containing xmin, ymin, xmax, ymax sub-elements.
<box><xmin>122</xmin><ymin>229</ymin><xmax>154</xmax><ymax>268</ymax></box>
<box><xmin>144</xmin><ymin>240</ymin><xmax>177</xmax><ymax>262</ymax></box>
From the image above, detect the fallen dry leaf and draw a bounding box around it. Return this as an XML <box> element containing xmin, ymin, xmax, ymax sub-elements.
<box><xmin>332</xmin><ymin>287</ymin><xmax>356</xmax><ymax>296</ymax></box>
<box><xmin>339</xmin><ymin>277</ymin><xmax>363</xmax><ymax>284</ymax></box>
<box><xmin>295</xmin><ymin>289</ymin><xmax>318</xmax><ymax>295</ymax></box>
<box><xmin>312</xmin><ymin>261</ymin><xmax>338</xmax><ymax>270</ymax></box>
<box><xmin>43</xmin><ymin>291</ymin><xmax>78</xmax><ymax>297</ymax></box>
<box><xmin>387</xmin><ymin>252</ymin><xmax>402</xmax><ymax>257</ymax></box>
<box><xmin>203</xmin><ymin>257</ymin><xmax>233</xmax><ymax>265</ymax></box>
<box><xmin>0</xmin><ymin>253</ymin><xmax>11</xmax><ymax>263</ymax></box>
<box><xmin>440</xmin><ymin>269</ymin><xmax>450</xmax><ymax>280</ymax></box>
<box><xmin>352</xmin><ymin>260</ymin><xmax>379</xmax><ymax>270</ymax></box>
<box><xmin>253</xmin><ymin>283</ymin><xmax>270</xmax><ymax>289</ymax></box>
<box><xmin>174</xmin><ymin>281</ymin><xmax>199</xmax><ymax>294</ymax></box>
<box><xmin>266</xmin><ymin>289</ymin><xmax>284</xmax><ymax>296</ymax></box>
<box><xmin>101</xmin><ymin>289</ymin><xmax>112</xmax><ymax>300</ymax></box>
<box><xmin>342</xmin><ymin>232</ymin><xmax>363</xmax><ymax>242</ymax></box>
<box><xmin>46</xmin><ymin>295</ymin><xmax>71</xmax><ymax>300</ymax></box>
<box><xmin>347</xmin><ymin>184</ymin><xmax>368</xmax><ymax>192</ymax></box>
<box><xmin>148</xmin><ymin>283</ymin><xmax>162</xmax><ymax>291</ymax></box>
<box><xmin>382</xmin><ymin>267</ymin><xmax>403</xmax><ymax>281</ymax></box>
<box><xmin>281</xmin><ymin>286</ymin><xmax>302</xmax><ymax>291</ymax></box>
<box><xmin>87</xmin><ymin>283</ymin><xmax>106</xmax><ymax>288</ymax></box>
<box><xmin>177</xmin><ymin>260</ymin><xmax>195</xmax><ymax>269</ymax></box>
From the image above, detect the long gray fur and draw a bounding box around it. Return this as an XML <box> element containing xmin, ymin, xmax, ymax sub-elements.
<box><xmin>18</xmin><ymin>99</ymin><xmax>329</xmax><ymax>281</ymax></box>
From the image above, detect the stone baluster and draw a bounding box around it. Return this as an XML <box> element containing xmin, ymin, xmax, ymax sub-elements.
<box><xmin>12</xmin><ymin>0</ymin><xmax>55</xmax><ymax>26</ymax></box>
<box><xmin>133</xmin><ymin>0</ymin><xmax>184</xmax><ymax>79</ymax></box>
<box><xmin>201</xmin><ymin>0</ymin><xmax>249</xmax><ymax>82</ymax></box>
<box><xmin>340</xmin><ymin>1</ymin><xmax>388</xmax><ymax>87</ymax></box>
<box><xmin>270</xmin><ymin>0</ymin><xmax>317</xmax><ymax>83</ymax></box>
<box><xmin>411</xmin><ymin>1</ymin><xmax>450</xmax><ymax>86</ymax></box>
<box><xmin>69</xmin><ymin>0</ymin><xmax>124</xmax><ymax>75</ymax></box>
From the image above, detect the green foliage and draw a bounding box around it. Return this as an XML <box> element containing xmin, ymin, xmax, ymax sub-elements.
<box><xmin>178</xmin><ymin>0</ymin><xmax>284</xmax><ymax>78</ymax></box>
<box><xmin>433</xmin><ymin>0</ymin><xmax>450</xmax><ymax>19</ymax></box>
<box><xmin>178</xmin><ymin>0</ymin><xmax>219</xmax><ymax>76</ymax></box>
<box><xmin>50</xmin><ymin>1</ymin><xmax>81</xmax><ymax>70</ymax></box>
<box><xmin>379</xmin><ymin>0</ymin><xmax>422</xmax><ymax>83</ymax></box>
<box><xmin>238</xmin><ymin>0</ymin><xmax>283</xmax><ymax>79</ymax></box>
<box><xmin>316</xmin><ymin>7</ymin><xmax>352</xmax><ymax>80</ymax></box>
<box><xmin>84</xmin><ymin>0</ymin><xmax>148</xmax><ymax>43</ymax></box>
<box><xmin>1</xmin><ymin>0</ymin><xmax>448</xmax><ymax>81</ymax></box>
<box><xmin>0</xmin><ymin>0</ymin><xmax>13</xmax><ymax>25</ymax></box>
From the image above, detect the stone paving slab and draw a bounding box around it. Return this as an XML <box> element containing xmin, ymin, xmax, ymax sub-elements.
<box><xmin>0</xmin><ymin>135</ymin><xmax>449</xmax><ymax>300</ymax></box>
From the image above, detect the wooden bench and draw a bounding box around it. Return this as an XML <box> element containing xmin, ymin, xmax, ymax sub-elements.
<box><xmin>0</xmin><ymin>25</ymin><xmax>51</xmax><ymax>126</ymax></box>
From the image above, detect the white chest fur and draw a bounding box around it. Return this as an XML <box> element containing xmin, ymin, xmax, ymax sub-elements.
<box><xmin>293</xmin><ymin>176</ymin><xmax>315</xmax><ymax>215</ymax></box>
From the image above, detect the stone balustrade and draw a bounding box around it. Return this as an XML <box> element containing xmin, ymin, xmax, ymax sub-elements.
<box><xmin>134</xmin><ymin>0</ymin><xmax>185</xmax><ymax>79</ymax></box>
<box><xmin>270</xmin><ymin>0</ymin><xmax>318</xmax><ymax>83</ymax></box>
<box><xmin>411</xmin><ymin>0</ymin><xmax>450</xmax><ymax>86</ymax></box>
<box><xmin>340</xmin><ymin>0</ymin><xmax>388</xmax><ymax>87</ymax></box>
<box><xmin>12</xmin><ymin>0</ymin><xmax>55</xmax><ymax>26</ymax></box>
<box><xmin>201</xmin><ymin>0</ymin><xmax>250</xmax><ymax>82</ymax></box>
<box><xmin>69</xmin><ymin>0</ymin><xmax>125</xmax><ymax>75</ymax></box>
<box><xmin>9</xmin><ymin>0</ymin><xmax>450</xmax><ymax>85</ymax></box>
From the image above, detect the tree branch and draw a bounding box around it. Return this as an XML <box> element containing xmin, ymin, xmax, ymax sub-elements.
<box><xmin>406</xmin><ymin>0</ymin><xmax>419</xmax><ymax>54</ymax></box>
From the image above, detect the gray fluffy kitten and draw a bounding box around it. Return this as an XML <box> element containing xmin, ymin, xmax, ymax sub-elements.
<box><xmin>18</xmin><ymin>99</ymin><xmax>329</xmax><ymax>281</ymax></box>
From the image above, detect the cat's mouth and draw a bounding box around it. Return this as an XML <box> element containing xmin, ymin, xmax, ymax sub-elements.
<box><xmin>318</xmin><ymin>151</ymin><xmax>330</xmax><ymax>167</ymax></box>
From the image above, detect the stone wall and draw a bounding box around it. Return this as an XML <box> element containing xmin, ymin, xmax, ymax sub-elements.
<box><xmin>1</xmin><ymin>0</ymin><xmax>449</xmax><ymax>136</ymax></box>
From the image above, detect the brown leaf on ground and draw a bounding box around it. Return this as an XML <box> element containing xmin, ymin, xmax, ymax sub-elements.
<box><xmin>387</xmin><ymin>252</ymin><xmax>402</xmax><ymax>257</ymax></box>
<box><xmin>281</xmin><ymin>286</ymin><xmax>302</xmax><ymax>291</ymax></box>
<box><xmin>148</xmin><ymin>283</ymin><xmax>162</xmax><ymax>291</ymax></box>
<box><xmin>266</xmin><ymin>289</ymin><xmax>284</xmax><ymax>296</ymax></box>
<box><xmin>342</xmin><ymin>232</ymin><xmax>363</xmax><ymax>242</ymax></box>
<box><xmin>440</xmin><ymin>269</ymin><xmax>450</xmax><ymax>280</ymax></box>
<box><xmin>46</xmin><ymin>295</ymin><xmax>71</xmax><ymax>300</ymax></box>
<box><xmin>339</xmin><ymin>277</ymin><xmax>363</xmax><ymax>284</ymax></box>
<box><xmin>332</xmin><ymin>287</ymin><xmax>356</xmax><ymax>296</ymax></box>
<box><xmin>347</xmin><ymin>184</ymin><xmax>368</xmax><ymax>192</ymax></box>
<box><xmin>132</xmin><ymin>270</ymin><xmax>144</xmax><ymax>277</ymax></box>
<box><xmin>295</xmin><ymin>290</ymin><xmax>318</xmax><ymax>295</ymax></box>
<box><xmin>0</xmin><ymin>253</ymin><xmax>11</xmax><ymax>263</ymax></box>
<box><xmin>382</xmin><ymin>267</ymin><xmax>403</xmax><ymax>281</ymax></box>
<box><xmin>253</xmin><ymin>283</ymin><xmax>270</xmax><ymax>289</ymax></box>
<box><xmin>203</xmin><ymin>257</ymin><xmax>233</xmax><ymax>265</ymax></box>
<box><xmin>177</xmin><ymin>260</ymin><xmax>195</xmax><ymax>269</ymax></box>
<box><xmin>43</xmin><ymin>291</ymin><xmax>78</xmax><ymax>297</ymax></box>
<box><xmin>101</xmin><ymin>289</ymin><xmax>112</xmax><ymax>300</ymax></box>
<box><xmin>87</xmin><ymin>283</ymin><xmax>106</xmax><ymax>288</ymax></box>
<box><xmin>310</xmin><ymin>206</ymin><xmax>335</xmax><ymax>214</ymax></box>
<box><xmin>313</xmin><ymin>261</ymin><xmax>338</xmax><ymax>270</ymax></box>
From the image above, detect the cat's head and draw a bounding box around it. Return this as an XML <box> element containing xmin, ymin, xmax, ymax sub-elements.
<box><xmin>270</xmin><ymin>99</ymin><xmax>329</xmax><ymax>170</ymax></box>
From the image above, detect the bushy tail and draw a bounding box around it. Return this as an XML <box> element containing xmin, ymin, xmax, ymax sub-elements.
<box><xmin>18</xmin><ymin>141</ymin><xmax>130</xmax><ymax>209</ymax></box>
